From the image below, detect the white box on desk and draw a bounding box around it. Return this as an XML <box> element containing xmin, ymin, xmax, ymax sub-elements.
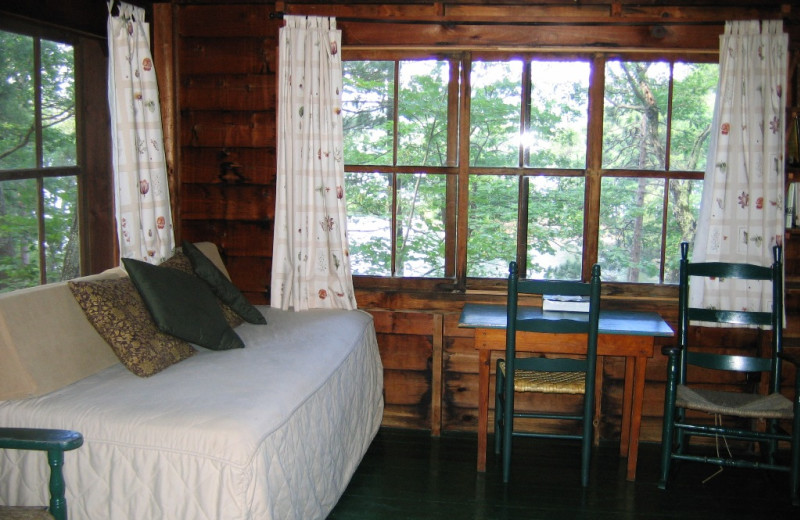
<box><xmin>542</xmin><ymin>295</ymin><xmax>590</xmax><ymax>313</ymax></box>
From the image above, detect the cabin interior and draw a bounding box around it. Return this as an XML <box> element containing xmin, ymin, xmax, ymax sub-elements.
<box><xmin>2</xmin><ymin>0</ymin><xmax>800</xmax><ymax>515</ymax></box>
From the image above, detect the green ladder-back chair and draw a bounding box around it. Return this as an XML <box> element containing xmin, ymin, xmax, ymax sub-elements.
<box><xmin>495</xmin><ymin>261</ymin><xmax>601</xmax><ymax>486</ymax></box>
<box><xmin>659</xmin><ymin>242</ymin><xmax>800</xmax><ymax>506</ymax></box>
<box><xmin>0</xmin><ymin>428</ymin><xmax>83</xmax><ymax>520</ymax></box>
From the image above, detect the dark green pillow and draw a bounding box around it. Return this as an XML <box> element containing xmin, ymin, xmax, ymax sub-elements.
<box><xmin>161</xmin><ymin>251</ymin><xmax>245</xmax><ymax>328</ymax></box>
<box><xmin>182</xmin><ymin>241</ymin><xmax>267</xmax><ymax>325</ymax></box>
<box><xmin>122</xmin><ymin>257</ymin><xmax>244</xmax><ymax>351</ymax></box>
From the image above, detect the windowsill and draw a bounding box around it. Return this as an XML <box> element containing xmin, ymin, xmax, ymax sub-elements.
<box><xmin>353</xmin><ymin>276</ymin><xmax>678</xmax><ymax>298</ymax></box>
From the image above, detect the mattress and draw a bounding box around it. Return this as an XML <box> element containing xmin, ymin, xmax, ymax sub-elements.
<box><xmin>0</xmin><ymin>307</ymin><xmax>384</xmax><ymax>519</ymax></box>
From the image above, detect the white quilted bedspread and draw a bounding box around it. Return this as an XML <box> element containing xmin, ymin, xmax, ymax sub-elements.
<box><xmin>0</xmin><ymin>307</ymin><xmax>384</xmax><ymax>520</ymax></box>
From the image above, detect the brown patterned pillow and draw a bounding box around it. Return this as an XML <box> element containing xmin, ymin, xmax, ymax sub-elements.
<box><xmin>68</xmin><ymin>278</ymin><xmax>195</xmax><ymax>377</ymax></box>
<box><xmin>162</xmin><ymin>252</ymin><xmax>245</xmax><ymax>328</ymax></box>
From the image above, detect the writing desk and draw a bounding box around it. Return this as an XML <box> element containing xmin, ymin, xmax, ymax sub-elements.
<box><xmin>459</xmin><ymin>303</ymin><xmax>673</xmax><ymax>481</ymax></box>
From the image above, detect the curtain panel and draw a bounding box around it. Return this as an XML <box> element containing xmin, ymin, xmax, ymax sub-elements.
<box><xmin>107</xmin><ymin>1</ymin><xmax>175</xmax><ymax>263</ymax></box>
<box><xmin>690</xmin><ymin>20</ymin><xmax>788</xmax><ymax>314</ymax></box>
<box><xmin>271</xmin><ymin>15</ymin><xmax>356</xmax><ymax>311</ymax></box>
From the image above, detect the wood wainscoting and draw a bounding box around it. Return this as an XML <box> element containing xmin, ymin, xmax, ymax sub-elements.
<box><xmin>359</xmin><ymin>290</ymin><xmax>681</xmax><ymax>445</ymax></box>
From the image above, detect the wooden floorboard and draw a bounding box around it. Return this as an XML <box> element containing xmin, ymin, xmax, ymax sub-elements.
<box><xmin>329</xmin><ymin>428</ymin><xmax>797</xmax><ymax>519</ymax></box>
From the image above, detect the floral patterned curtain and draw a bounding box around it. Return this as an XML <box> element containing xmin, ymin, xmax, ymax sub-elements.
<box><xmin>107</xmin><ymin>1</ymin><xmax>175</xmax><ymax>263</ymax></box>
<box><xmin>271</xmin><ymin>16</ymin><xmax>356</xmax><ymax>311</ymax></box>
<box><xmin>690</xmin><ymin>20</ymin><xmax>787</xmax><ymax>312</ymax></box>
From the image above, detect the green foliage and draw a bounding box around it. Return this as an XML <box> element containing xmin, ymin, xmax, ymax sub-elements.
<box><xmin>669</xmin><ymin>63</ymin><xmax>717</xmax><ymax>170</ymax></box>
<box><xmin>0</xmin><ymin>29</ymin><xmax>78</xmax><ymax>292</ymax></box>
<box><xmin>342</xmin><ymin>61</ymin><xmax>394</xmax><ymax>166</ymax></box>
<box><xmin>599</xmin><ymin>177</ymin><xmax>665</xmax><ymax>282</ymax></box>
<box><xmin>467</xmin><ymin>176</ymin><xmax>518</xmax><ymax>278</ymax></box>
<box><xmin>343</xmin><ymin>56</ymin><xmax>716</xmax><ymax>282</ymax></box>
<box><xmin>396</xmin><ymin>173</ymin><xmax>446</xmax><ymax>276</ymax></box>
<box><xmin>0</xmin><ymin>31</ymin><xmax>36</xmax><ymax>169</ymax></box>
<box><xmin>470</xmin><ymin>61</ymin><xmax>522</xmax><ymax>167</ymax></box>
<box><xmin>527</xmin><ymin>61</ymin><xmax>590</xmax><ymax>169</ymax></box>
<box><xmin>0</xmin><ymin>179</ymin><xmax>41</xmax><ymax>291</ymax></box>
<box><xmin>527</xmin><ymin>176</ymin><xmax>585</xmax><ymax>279</ymax></box>
<box><xmin>398</xmin><ymin>62</ymin><xmax>449</xmax><ymax>167</ymax></box>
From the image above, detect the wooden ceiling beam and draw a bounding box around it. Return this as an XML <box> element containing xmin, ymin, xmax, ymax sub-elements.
<box><xmin>337</xmin><ymin>21</ymin><xmax>721</xmax><ymax>51</ymax></box>
<box><xmin>280</xmin><ymin>0</ymin><xmax>791</xmax><ymax>25</ymax></box>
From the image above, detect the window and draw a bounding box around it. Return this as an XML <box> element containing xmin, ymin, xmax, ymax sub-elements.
<box><xmin>467</xmin><ymin>59</ymin><xmax>590</xmax><ymax>279</ymax></box>
<box><xmin>600</xmin><ymin>61</ymin><xmax>716</xmax><ymax>283</ymax></box>
<box><xmin>343</xmin><ymin>53</ymin><xmax>717</xmax><ymax>287</ymax></box>
<box><xmin>0</xmin><ymin>26</ymin><xmax>80</xmax><ymax>292</ymax></box>
<box><xmin>343</xmin><ymin>59</ymin><xmax>453</xmax><ymax>277</ymax></box>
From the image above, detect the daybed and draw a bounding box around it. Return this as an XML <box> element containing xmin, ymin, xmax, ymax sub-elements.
<box><xmin>0</xmin><ymin>243</ymin><xmax>384</xmax><ymax>520</ymax></box>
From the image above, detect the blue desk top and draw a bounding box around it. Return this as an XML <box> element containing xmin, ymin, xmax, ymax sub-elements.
<box><xmin>459</xmin><ymin>303</ymin><xmax>674</xmax><ymax>337</ymax></box>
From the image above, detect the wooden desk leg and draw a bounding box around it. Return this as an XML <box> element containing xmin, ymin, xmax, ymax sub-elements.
<box><xmin>625</xmin><ymin>355</ymin><xmax>648</xmax><ymax>481</ymax></box>
<box><xmin>477</xmin><ymin>349</ymin><xmax>490</xmax><ymax>472</ymax></box>
<box><xmin>619</xmin><ymin>357</ymin><xmax>634</xmax><ymax>457</ymax></box>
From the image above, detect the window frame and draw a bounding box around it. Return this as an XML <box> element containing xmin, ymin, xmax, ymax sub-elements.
<box><xmin>0</xmin><ymin>16</ymin><xmax>113</xmax><ymax>289</ymax></box>
<box><xmin>343</xmin><ymin>49</ymin><xmax>718</xmax><ymax>293</ymax></box>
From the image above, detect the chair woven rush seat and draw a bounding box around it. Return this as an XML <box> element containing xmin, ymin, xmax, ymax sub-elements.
<box><xmin>676</xmin><ymin>385</ymin><xmax>794</xmax><ymax>419</ymax></box>
<box><xmin>0</xmin><ymin>507</ymin><xmax>53</xmax><ymax>520</ymax></box>
<box><xmin>498</xmin><ymin>361</ymin><xmax>586</xmax><ymax>394</ymax></box>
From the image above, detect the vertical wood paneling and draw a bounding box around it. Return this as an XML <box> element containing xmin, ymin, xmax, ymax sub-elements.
<box><xmin>431</xmin><ymin>313</ymin><xmax>444</xmax><ymax>435</ymax></box>
<box><xmin>76</xmin><ymin>36</ymin><xmax>115</xmax><ymax>273</ymax></box>
<box><xmin>367</xmin><ymin>310</ymin><xmax>436</xmax><ymax>429</ymax></box>
<box><xmin>153</xmin><ymin>3</ymin><xmax>179</xmax><ymax>241</ymax></box>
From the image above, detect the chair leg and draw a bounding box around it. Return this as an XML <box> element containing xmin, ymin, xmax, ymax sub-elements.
<box><xmin>791</xmin><ymin>382</ymin><xmax>800</xmax><ymax>506</ymax></box>
<box><xmin>765</xmin><ymin>418</ymin><xmax>778</xmax><ymax>466</ymax></box>
<box><xmin>580</xmin><ymin>389</ymin><xmax>594</xmax><ymax>488</ymax></box>
<box><xmin>46</xmin><ymin>448</ymin><xmax>68</xmax><ymax>520</ymax></box>
<box><xmin>494</xmin><ymin>360</ymin><xmax>504</xmax><ymax>456</ymax></box>
<box><xmin>502</xmin><ymin>365</ymin><xmax>514</xmax><ymax>483</ymax></box>
<box><xmin>659</xmin><ymin>351</ymin><xmax>680</xmax><ymax>490</ymax></box>
<box><xmin>792</xmin><ymin>427</ymin><xmax>800</xmax><ymax>507</ymax></box>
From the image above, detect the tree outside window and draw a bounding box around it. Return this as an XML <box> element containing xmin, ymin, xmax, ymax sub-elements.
<box><xmin>601</xmin><ymin>61</ymin><xmax>716</xmax><ymax>283</ymax></box>
<box><xmin>343</xmin><ymin>59</ymin><xmax>450</xmax><ymax>277</ymax></box>
<box><xmin>342</xmin><ymin>53</ymin><xmax>717</xmax><ymax>286</ymax></box>
<box><xmin>0</xmin><ymin>28</ymin><xmax>80</xmax><ymax>292</ymax></box>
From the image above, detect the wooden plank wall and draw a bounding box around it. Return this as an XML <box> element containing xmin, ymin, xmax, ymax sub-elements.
<box><xmin>159</xmin><ymin>0</ymin><xmax>800</xmax><ymax>444</ymax></box>
<box><xmin>166</xmin><ymin>2</ymin><xmax>279</xmax><ymax>305</ymax></box>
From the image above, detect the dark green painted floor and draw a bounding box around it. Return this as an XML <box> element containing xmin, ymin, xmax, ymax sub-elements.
<box><xmin>328</xmin><ymin>428</ymin><xmax>798</xmax><ymax>519</ymax></box>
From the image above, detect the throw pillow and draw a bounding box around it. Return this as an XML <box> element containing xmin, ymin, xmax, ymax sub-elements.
<box><xmin>182</xmin><ymin>241</ymin><xmax>267</xmax><ymax>324</ymax></box>
<box><xmin>122</xmin><ymin>258</ymin><xmax>245</xmax><ymax>351</ymax></box>
<box><xmin>162</xmin><ymin>251</ymin><xmax>245</xmax><ymax>328</ymax></box>
<box><xmin>68</xmin><ymin>278</ymin><xmax>195</xmax><ymax>377</ymax></box>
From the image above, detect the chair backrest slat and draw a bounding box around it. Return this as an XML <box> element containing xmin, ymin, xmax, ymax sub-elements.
<box><xmin>687</xmin><ymin>308</ymin><xmax>774</xmax><ymax>327</ymax></box>
<box><xmin>686</xmin><ymin>261</ymin><xmax>772</xmax><ymax>280</ymax></box>
<box><xmin>516</xmin><ymin>317</ymin><xmax>591</xmax><ymax>334</ymax></box>
<box><xmin>506</xmin><ymin>262</ymin><xmax>601</xmax><ymax>364</ymax></box>
<box><xmin>517</xmin><ymin>278</ymin><xmax>593</xmax><ymax>297</ymax></box>
<box><xmin>686</xmin><ymin>351</ymin><xmax>774</xmax><ymax>373</ymax></box>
